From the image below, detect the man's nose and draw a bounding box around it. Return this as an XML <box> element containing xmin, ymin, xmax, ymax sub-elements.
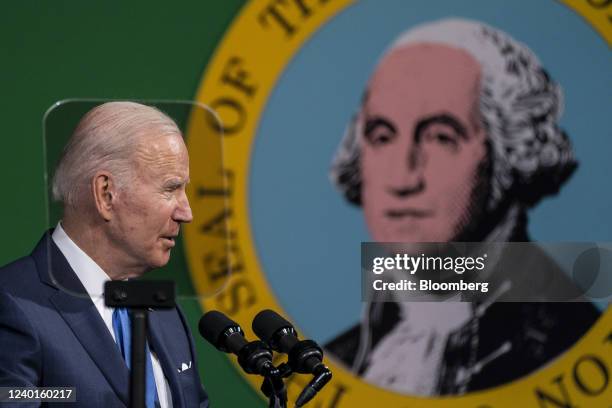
<box><xmin>387</xmin><ymin>179</ymin><xmax>425</xmax><ymax>197</ymax></box>
<box><xmin>387</xmin><ymin>143</ymin><xmax>426</xmax><ymax>197</ymax></box>
<box><xmin>174</xmin><ymin>191</ymin><xmax>193</xmax><ymax>223</ymax></box>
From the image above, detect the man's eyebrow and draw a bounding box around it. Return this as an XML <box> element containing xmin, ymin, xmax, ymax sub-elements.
<box><xmin>364</xmin><ymin>116</ymin><xmax>397</xmax><ymax>135</ymax></box>
<box><xmin>163</xmin><ymin>178</ymin><xmax>188</xmax><ymax>189</ymax></box>
<box><xmin>415</xmin><ymin>114</ymin><xmax>468</xmax><ymax>140</ymax></box>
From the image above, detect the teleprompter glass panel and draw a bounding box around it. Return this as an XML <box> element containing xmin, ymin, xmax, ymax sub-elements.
<box><xmin>43</xmin><ymin>100</ymin><xmax>230</xmax><ymax>300</ymax></box>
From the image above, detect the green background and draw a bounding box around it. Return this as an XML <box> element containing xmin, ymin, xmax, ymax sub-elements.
<box><xmin>0</xmin><ymin>1</ymin><xmax>265</xmax><ymax>406</ymax></box>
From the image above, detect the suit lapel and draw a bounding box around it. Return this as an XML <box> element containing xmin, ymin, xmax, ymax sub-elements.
<box><xmin>149</xmin><ymin>310</ymin><xmax>186</xmax><ymax>408</ymax></box>
<box><xmin>49</xmin><ymin>291</ymin><xmax>130</xmax><ymax>405</ymax></box>
<box><xmin>33</xmin><ymin>232</ymin><xmax>130</xmax><ymax>406</ymax></box>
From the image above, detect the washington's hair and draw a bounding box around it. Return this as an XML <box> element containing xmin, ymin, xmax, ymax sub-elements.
<box><xmin>331</xmin><ymin>18</ymin><xmax>576</xmax><ymax>210</ymax></box>
<box><xmin>52</xmin><ymin>101</ymin><xmax>182</xmax><ymax>207</ymax></box>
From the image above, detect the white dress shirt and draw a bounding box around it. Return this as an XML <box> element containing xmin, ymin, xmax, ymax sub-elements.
<box><xmin>362</xmin><ymin>301</ymin><xmax>471</xmax><ymax>395</ymax></box>
<box><xmin>52</xmin><ymin>222</ymin><xmax>173</xmax><ymax>408</ymax></box>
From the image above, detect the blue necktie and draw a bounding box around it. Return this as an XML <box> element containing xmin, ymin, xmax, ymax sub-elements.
<box><xmin>112</xmin><ymin>308</ymin><xmax>160</xmax><ymax>408</ymax></box>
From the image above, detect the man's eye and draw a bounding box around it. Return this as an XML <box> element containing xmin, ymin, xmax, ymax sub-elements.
<box><xmin>435</xmin><ymin>132</ymin><xmax>455</xmax><ymax>145</ymax></box>
<box><xmin>164</xmin><ymin>183</ymin><xmax>184</xmax><ymax>192</ymax></box>
<box><xmin>366</xmin><ymin>130</ymin><xmax>395</xmax><ymax>146</ymax></box>
<box><xmin>162</xmin><ymin>186</ymin><xmax>181</xmax><ymax>197</ymax></box>
<box><xmin>423</xmin><ymin>126</ymin><xmax>459</xmax><ymax>150</ymax></box>
<box><xmin>364</xmin><ymin>118</ymin><xmax>397</xmax><ymax>147</ymax></box>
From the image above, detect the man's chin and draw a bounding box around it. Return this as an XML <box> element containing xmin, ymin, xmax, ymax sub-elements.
<box><xmin>375</xmin><ymin>224</ymin><xmax>425</xmax><ymax>243</ymax></box>
<box><xmin>149</xmin><ymin>251</ymin><xmax>172</xmax><ymax>269</ymax></box>
<box><xmin>376</xmin><ymin>228</ymin><xmax>453</xmax><ymax>243</ymax></box>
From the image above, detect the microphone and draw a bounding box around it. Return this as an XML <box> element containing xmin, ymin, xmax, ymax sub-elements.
<box><xmin>199</xmin><ymin>310</ymin><xmax>278</xmax><ymax>378</ymax></box>
<box><xmin>252</xmin><ymin>310</ymin><xmax>332</xmax><ymax>407</ymax></box>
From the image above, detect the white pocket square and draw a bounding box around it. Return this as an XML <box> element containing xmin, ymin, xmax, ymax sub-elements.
<box><xmin>177</xmin><ymin>361</ymin><xmax>192</xmax><ymax>373</ymax></box>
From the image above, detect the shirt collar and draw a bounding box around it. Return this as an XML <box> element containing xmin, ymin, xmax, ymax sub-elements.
<box><xmin>51</xmin><ymin>221</ymin><xmax>112</xmax><ymax>298</ymax></box>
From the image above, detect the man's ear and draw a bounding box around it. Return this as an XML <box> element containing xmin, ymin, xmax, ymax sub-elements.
<box><xmin>92</xmin><ymin>172</ymin><xmax>115</xmax><ymax>221</ymax></box>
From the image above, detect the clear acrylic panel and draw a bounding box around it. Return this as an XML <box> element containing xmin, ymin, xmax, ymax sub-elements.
<box><xmin>43</xmin><ymin>99</ymin><xmax>230</xmax><ymax>300</ymax></box>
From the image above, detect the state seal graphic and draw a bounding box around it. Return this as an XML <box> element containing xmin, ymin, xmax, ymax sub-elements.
<box><xmin>184</xmin><ymin>0</ymin><xmax>612</xmax><ymax>406</ymax></box>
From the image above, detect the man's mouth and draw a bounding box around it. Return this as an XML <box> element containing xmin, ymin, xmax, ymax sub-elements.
<box><xmin>161</xmin><ymin>235</ymin><xmax>177</xmax><ymax>247</ymax></box>
<box><xmin>385</xmin><ymin>208</ymin><xmax>434</xmax><ymax>218</ymax></box>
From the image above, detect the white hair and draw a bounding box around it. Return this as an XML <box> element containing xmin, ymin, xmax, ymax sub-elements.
<box><xmin>52</xmin><ymin>101</ymin><xmax>182</xmax><ymax>207</ymax></box>
<box><xmin>331</xmin><ymin>18</ymin><xmax>576</xmax><ymax>210</ymax></box>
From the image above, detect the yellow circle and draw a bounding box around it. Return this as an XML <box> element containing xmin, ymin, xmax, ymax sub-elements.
<box><xmin>185</xmin><ymin>0</ymin><xmax>612</xmax><ymax>406</ymax></box>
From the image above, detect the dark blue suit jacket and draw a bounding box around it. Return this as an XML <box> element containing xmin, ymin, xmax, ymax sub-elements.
<box><xmin>0</xmin><ymin>233</ymin><xmax>209</xmax><ymax>407</ymax></box>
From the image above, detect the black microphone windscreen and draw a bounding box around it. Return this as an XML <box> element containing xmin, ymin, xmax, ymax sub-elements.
<box><xmin>252</xmin><ymin>309</ymin><xmax>293</xmax><ymax>344</ymax></box>
<box><xmin>199</xmin><ymin>310</ymin><xmax>239</xmax><ymax>349</ymax></box>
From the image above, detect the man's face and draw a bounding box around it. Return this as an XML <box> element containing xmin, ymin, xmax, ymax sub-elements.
<box><xmin>110</xmin><ymin>132</ymin><xmax>192</xmax><ymax>272</ymax></box>
<box><xmin>360</xmin><ymin>44</ymin><xmax>488</xmax><ymax>242</ymax></box>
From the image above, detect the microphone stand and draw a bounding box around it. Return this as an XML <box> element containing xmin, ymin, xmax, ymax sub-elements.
<box><xmin>105</xmin><ymin>280</ymin><xmax>175</xmax><ymax>408</ymax></box>
<box><xmin>130</xmin><ymin>307</ymin><xmax>148</xmax><ymax>408</ymax></box>
<box><xmin>260</xmin><ymin>363</ymin><xmax>291</xmax><ymax>408</ymax></box>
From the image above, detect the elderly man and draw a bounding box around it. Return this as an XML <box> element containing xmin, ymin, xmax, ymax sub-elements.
<box><xmin>0</xmin><ymin>102</ymin><xmax>208</xmax><ymax>407</ymax></box>
<box><xmin>326</xmin><ymin>19</ymin><xmax>599</xmax><ymax>395</ymax></box>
